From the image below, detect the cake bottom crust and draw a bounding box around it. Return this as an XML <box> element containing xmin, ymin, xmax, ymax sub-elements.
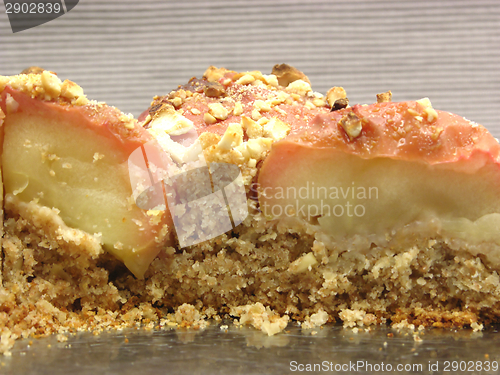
<box><xmin>1</xmin><ymin>198</ymin><xmax>500</xmax><ymax>354</ymax></box>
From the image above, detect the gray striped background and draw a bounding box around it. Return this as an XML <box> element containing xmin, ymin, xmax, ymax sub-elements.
<box><xmin>1</xmin><ymin>0</ymin><xmax>499</xmax><ymax>136</ymax></box>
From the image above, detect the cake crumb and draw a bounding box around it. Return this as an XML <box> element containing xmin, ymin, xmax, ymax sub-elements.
<box><xmin>471</xmin><ymin>322</ymin><xmax>484</xmax><ymax>332</ymax></box>
<box><xmin>392</xmin><ymin>319</ymin><xmax>416</xmax><ymax>331</ymax></box>
<box><xmin>339</xmin><ymin>309</ymin><xmax>377</xmax><ymax>328</ymax></box>
<box><xmin>174</xmin><ymin>304</ymin><xmax>208</xmax><ymax>329</ymax></box>
<box><xmin>56</xmin><ymin>334</ymin><xmax>68</xmax><ymax>342</ymax></box>
<box><xmin>0</xmin><ymin>331</ymin><xmax>16</xmax><ymax>357</ymax></box>
<box><xmin>230</xmin><ymin>303</ymin><xmax>289</xmax><ymax>336</ymax></box>
<box><xmin>93</xmin><ymin>153</ymin><xmax>105</xmax><ymax>162</ymax></box>
<box><xmin>301</xmin><ymin>309</ymin><xmax>329</xmax><ymax>329</ymax></box>
<box><xmin>376</xmin><ymin>90</ymin><xmax>392</xmax><ymax>103</ymax></box>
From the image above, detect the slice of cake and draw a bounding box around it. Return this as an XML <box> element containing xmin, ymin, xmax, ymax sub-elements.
<box><xmin>0</xmin><ymin>64</ymin><xmax>499</xmax><ymax>355</ymax></box>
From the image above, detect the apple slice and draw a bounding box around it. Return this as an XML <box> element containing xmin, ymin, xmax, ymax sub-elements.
<box><xmin>258</xmin><ymin>99</ymin><xmax>500</xmax><ymax>265</ymax></box>
<box><xmin>0</xmin><ymin>77</ymin><xmax>171</xmax><ymax>278</ymax></box>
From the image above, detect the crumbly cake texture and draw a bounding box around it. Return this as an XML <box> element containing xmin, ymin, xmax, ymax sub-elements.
<box><xmin>1</xmin><ymin>65</ymin><xmax>500</xmax><ymax>355</ymax></box>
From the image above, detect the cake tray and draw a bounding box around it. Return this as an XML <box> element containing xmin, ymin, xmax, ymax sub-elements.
<box><xmin>4</xmin><ymin>322</ymin><xmax>500</xmax><ymax>375</ymax></box>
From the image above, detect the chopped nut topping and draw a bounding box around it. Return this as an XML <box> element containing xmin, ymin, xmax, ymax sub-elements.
<box><xmin>263</xmin><ymin>117</ymin><xmax>291</xmax><ymax>140</ymax></box>
<box><xmin>146</xmin><ymin>105</ymin><xmax>194</xmax><ymax>135</ymax></box>
<box><xmin>256</xmin><ymin>117</ymin><xmax>269</xmax><ymax>126</ymax></box>
<box><xmin>254</xmin><ymin>100</ymin><xmax>271</xmax><ymax>112</ymax></box>
<box><xmin>235</xmin><ymin>74</ymin><xmax>256</xmax><ymax>86</ymax></box>
<box><xmin>41</xmin><ymin>70</ymin><xmax>62</xmax><ymax>98</ymax></box>
<box><xmin>233</xmin><ymin>101</ymin><xmax>243</xmax><ymax>116</ymax></box>
<box><xmin>286</xmin><ymin>80</ymin><xmax>312</xmax><ymax>96</ymax></box>
<box><xmin>339</xmin><ymin>112</ymin><xmax>363</xmax><ymax>139</ymax></box>
<box><xmin>171</xmin><ymin>97</ymin><xmax>183</xmax><ymax>108</ymax></box>
<box><xmin>416</xmin><ymin>97</ymin><xmax>432</xmax><ymax>108</ymax></box>
<box><xmin>312</xmin><ymin>97</ymin><xmax>327</xmax><ymax>107</ymax></box>
<box><xmin>407</xmin><ymin>108</ymin><xmax>420</xmax><ymax>117</ymax></box>
<box><xmin>376</xmin><ymin>90</ymin><xmax>392</xmax><ymax>103</ymax></box>
<box><xmin>2</xmin><ymin>72</ymin><xmax>90</xmax><ymax>105</ymax></box>
<box><xmin>149</xmin><ymin>107</ymin><xmax>194</xmax><ymax>135</ymax></box>
<box><xmin>72</xmin><ymin>96</ymin><xmax>89</xmax><ymax>106</ymax></box>
<box><xmin>248</xmin><ymin>70</ymin><xmax>267</xmax><ymax>82</ymax></box>
<box><xmin>241</xmin><ymin>116</ymin><xmax>263</xmax><ymax>138</ymax></box>
<box><xmin>268</xmin><ymin>91</ymin><xmax>290</xmax><ymax>106</ymax></box>
<box><xmin>246</xmin><ymin>138</ymin><xmax>273</xmax><ymax>159</ymax></box>
<box><xmin>271</xmin><ymin>63</ymin><xmax>311</xmax><ymax>87</ymax></box>
<box><xmin>331</xmin><ymin>98</ymin><xmax>349</xmax><ymax>112</ymax></box>
<box><xmin>217</xmin><ymin>122</ymin><xmax>243</xmax><ymax>150</ymax></box>
<box><xmin>208</xmin><ymin>103</ymin><xmax>229</xmax><ymax>120</ymax></box>
<box><xmin>203</xmin><ymin>82</ymin><xmax>226</xmax><ymax>98</ymax></box>
<box><xmin>262</xmin><ymin>74</ymin><xmax>279</xmax><ymax>87</ymax></box>
<box><xmin>124</xmin><ymin>122</ymin><xmax>135</xmax><ymax>130</ymax></box>
<box><xmin>326</xmin><ymin>87</ymin><xmax>347</xmax><ymax>107</ymax></box>
<box><xmin>424</xmin><ymin>107</ymin><xmax>438</xmax><ymax>122</ymax></box>
<box><xmin>149</xmin><ymin>103</ymin><xmax>164</xmax><ymax>116</ymax></box>
<box><xmin>20</xmin><ymin>66</ymin><xmax>45</xmax><ymax>75</ymax></box>
<box><xmin>304</xmin><ymin>101</ymin><xmax>316</xmax><ymax>110</ymax></box>
<box><xmin>173</xmin><ymin>89</ymin><xmax>187</xmax><ymax>100</ymax></box>
<box><xmin>230</xmin><ymin>70</ymin><xmax>264</xmax><ymax>84</ymax></box>
<box><xmin>203</xmin><ymin>66</ymin><xmax>230</xmax><ymax>82</ymax></box>
<box><xmin>416</xmin><ymin>98</ymin><xmax>439</xmax><ymax>122</ymax></box>
<box><xmin>204</xmin><ymin>112</ymin><xmax>217</xmax><ymax>125</ymax></box>
<box><xmin>234</xmin><ymin>142</ymin><xmax>251</xmax><ymax>160</ymax></box>
<box><xmin>251</xmin><ymin>108</ymin><xmax>262</xmax><ymax>121</ymax></box>
<box><xmin>61</xmin><ymin>80</ymin><xmax>84</xmax><ymax>100</ymax></box>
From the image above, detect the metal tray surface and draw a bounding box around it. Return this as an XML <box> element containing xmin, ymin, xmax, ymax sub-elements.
<box><xmin>2</xmin><ymin>322</ymin><xmax>500</xmax><ymax>375</ymax></box>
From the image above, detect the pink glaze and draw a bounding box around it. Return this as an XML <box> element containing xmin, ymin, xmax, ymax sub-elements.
<box><xmin>279</xmin><ymin>101</ymin><xmax>500</xmax><ymax>171</ymax></box>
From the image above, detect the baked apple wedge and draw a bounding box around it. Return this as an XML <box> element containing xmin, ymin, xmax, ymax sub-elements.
<box><xmin>0</xmin><ymin>71</ymin><xmax>170</xmax><ymax>278</ymax></box>
<box><xmin>258</xmin><ymin>99</ymin><xmax>500</xmax><ymax>265</ymax></box>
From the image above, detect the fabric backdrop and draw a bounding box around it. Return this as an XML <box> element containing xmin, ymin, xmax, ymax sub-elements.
<box><xmin>1</xmin><ymin>0</ymin><xmax>499</xmax><ymax>136</ymax></box>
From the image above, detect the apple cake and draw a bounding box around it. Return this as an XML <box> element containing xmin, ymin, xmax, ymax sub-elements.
<box><xmin>0</xmin><ymin>64</ymin><xmax>499</xmax><ymax>354</ymax></box>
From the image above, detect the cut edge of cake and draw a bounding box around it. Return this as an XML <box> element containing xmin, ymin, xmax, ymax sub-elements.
<box><xmin>0</xmin><ymin>65</ymin><xmax>499</xmax><ymax>356</ymax></box>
